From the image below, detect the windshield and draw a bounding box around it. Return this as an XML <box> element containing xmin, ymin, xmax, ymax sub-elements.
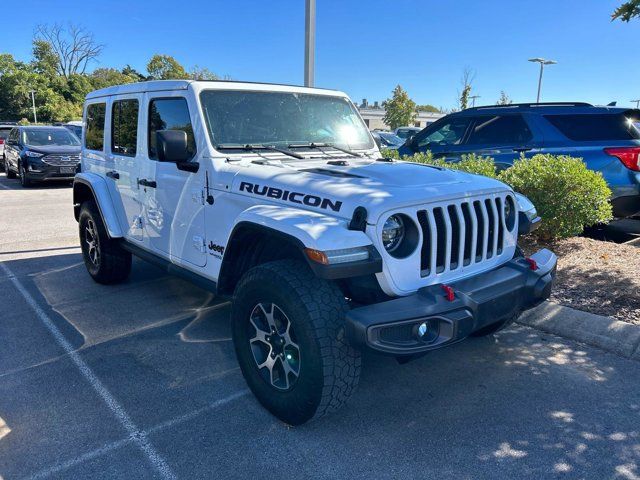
<box><xmin>64</xmin><ymin>125</ymin><xmax>83</xmax><ymax>139</ymax></box>
<box><xmin>22</xmin><ymin>128</ymin><xmax>81</xmax><ymax>147</ymax></box>
<box><xmin>379</xmin><ymin>132</ymin><xmax>403</xmax><ymax>145</ymax></box>
<box><xmin>200</xmin><ymin>90</ymin><xmax>374</xmax><ymax>151</ymax></box>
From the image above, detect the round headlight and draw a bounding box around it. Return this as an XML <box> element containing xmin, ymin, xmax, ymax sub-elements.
<box><xmin>504</xmin><ymin>196</ymin><xmax>516</xmax><ymax>231</ymax></box>
<box><xmin>382</xmin><ymin>215</ymin><xmax>405</xmax><ymax>252</ymax></box>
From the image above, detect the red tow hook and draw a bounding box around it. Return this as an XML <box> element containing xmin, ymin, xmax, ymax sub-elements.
<box><xmin>525</xmin><ymin>257</ymin><xmax>538</xmax><ymax>271</ymax></box>
<box><xmin>441</xmin><ymin>284</ymin><xmax>455</xmax><ymax>302</ymax></box>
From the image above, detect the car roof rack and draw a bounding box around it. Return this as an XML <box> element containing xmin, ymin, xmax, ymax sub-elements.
<box><xmin>465</xmin><ymin>102</ymin><xmax>593</xmax><ymax>111</ymax></box>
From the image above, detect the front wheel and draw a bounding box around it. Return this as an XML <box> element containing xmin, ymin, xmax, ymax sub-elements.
<box><xmin>5</xmin><ymin>159</ymin><xmax>16</xmax><ymax>179</ymax></box>
<box><xmin>231</xmin><ymin>260</ymin><xmax>361</xmax><ymax>425</ymax></box>
<box><xmin>19</xmin><ymin>163</ymin><xmax>32</xmax><ymax>187</ymax></box>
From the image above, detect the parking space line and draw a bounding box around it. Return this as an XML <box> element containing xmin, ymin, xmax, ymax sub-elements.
<box><xmin>0</xmin><ymin>262</ymin><xmax>177</xmax><ymax>480</ymax></box>
<box><xmin>23</xmin><ymin>389</ymin><xmax>250</xmax><ymax>480</ymax></box>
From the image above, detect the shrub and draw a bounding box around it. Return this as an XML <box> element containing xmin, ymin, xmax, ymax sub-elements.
<box><xmin>499</xmin><ymin>154</ymin><xmax>612</xmax><ymax>240</ymax></box>
<box><xmin>381</xmin><ymin>149</ymin><xmax>497</xmax><ymax>178</ymax></box>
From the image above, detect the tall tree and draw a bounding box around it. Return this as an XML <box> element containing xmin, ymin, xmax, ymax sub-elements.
<box><xmin>458</xmin><ymin>68</ymin><xmax>475</xmax><ymax>110</ymax></box>
<box><xmin>34</xmin><ymin>23</ymin><xmax>103</xmax><ymax>78</ymax></box>
<box><xmin>189</xmin><ymin>65</ymin><xmax>219</xmax><ymax>80</ymax></box>
<box><xmin>612</xmin><ymin>0</ymin><xmax>640</xmax><ymax>21</ymax></box>
<box><xmin>383</xmin><ymin>85</ymin><xmax>417</xmax><ymax>130</ymax></box>
<box><xmin>416</xmin><ymin>104</ymin><xmax>441</xmax><ymax>113</ymax></box>
<box><xmin>496</xmin><ymin>91</ymin><xmax>512</xmax><ymax>105</ymax></box>
<box><xmin>147</xmin><ymin>54</ymin><xmax>189</xmax><ymax>80</ymax></box>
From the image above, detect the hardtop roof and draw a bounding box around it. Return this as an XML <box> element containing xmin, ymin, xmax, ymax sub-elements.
<box><xmin>452</xmin><ymin>102</ymin><xmax>636</xmax><ymax>116</ymax></box>
<box><xmin>86</xmin><ymin>79</ymin><xmax>345</xmax><ymax>100</ymax></box>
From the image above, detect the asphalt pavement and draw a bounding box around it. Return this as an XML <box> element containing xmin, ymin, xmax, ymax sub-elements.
<box><xmin>0</xmin><ymin>173</ymin><xmax>639</xmax><ymax>480</ymax></box>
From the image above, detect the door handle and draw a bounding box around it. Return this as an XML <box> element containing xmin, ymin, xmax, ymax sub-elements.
<box><xmin>138</xmin><ymin>178</ymin><xmax>157</xmax><ymax>188</ymax></box>
<box><xmin>106</xmin><ymin>170</ymin><xmax>120</xmax><ymax>180</ymax></box>
<box><xmin>513</xmin><ymin>147</ymin><xmax>533</xmax><ymax>153</ymax></box>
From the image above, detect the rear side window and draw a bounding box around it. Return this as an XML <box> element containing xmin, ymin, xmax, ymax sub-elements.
<box><xmin>148</xmin><ymin>98</ymin><xmax>196</xmax><ymax>159</ymax></box>
<box><xmin>0</xmin><ymin>128</ymin><xmax>11</xmax><ymax>140</ymax></box>
<box><xmin>466</xmin><ymin>115</ymin><xmax>533</xmax><ymax>145</ymax></box>
<box><xmin>111</xmin><ymin>99</ymin><xmax>139</xmax><ymax>156</ymax></box>
<box><xmin>85</xmin><ymin>103</ymin><xmax>106</xmax><ymax>151</ymax></box>
<box><xmin>545</xmin><ymin>113</ymin><xmax>640</xmax><ymax>141</ymax></box>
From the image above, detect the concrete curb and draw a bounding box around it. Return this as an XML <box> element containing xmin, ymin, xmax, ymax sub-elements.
<box><xmin>517</xmin><ymin>301</ymin><xmax>640</xmax><ymax>361</ymax></box>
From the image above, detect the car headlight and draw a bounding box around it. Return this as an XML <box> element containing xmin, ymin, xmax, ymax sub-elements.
<box><xmin>504</xmin><ymin>195</ymin><xmax>516</xmax><ymax>231</ymax></box>
<box><xmin>382</xmin><ymin>215</ymin><xmax>405</xmax><ymax>252</ymax></box>
<box><xmin>25</xmin><ymin>150</ymin><xmax>44</xmax><ymax>158</ymax></box>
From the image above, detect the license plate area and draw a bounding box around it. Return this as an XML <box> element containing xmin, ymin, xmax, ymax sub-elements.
<box><xmin>60</xmin><ymin>166</ymin><xmax>76</xmax><ymax>174</ymax></box>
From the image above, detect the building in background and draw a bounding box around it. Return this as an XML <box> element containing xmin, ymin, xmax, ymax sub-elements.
<box><xmin>357</xmin><ymin>99</ymin><xmax>445</xmax><ymax>131</ymax></box>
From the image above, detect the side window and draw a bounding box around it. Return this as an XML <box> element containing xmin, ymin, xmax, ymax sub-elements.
<box><xmin>85</xmin><ymin>103</ymin><xmax>106</xmax><ymax>151</ymax></box>
<box><xmin>111</xmin><ymin>99</ymin><xmax>139</xmax><ymax>156</ymax></box>
<box><xmin>416</xmin><ymin>117</ymin><xmax>472</xmax><ymax>148</ymax></box>
<box><xmin>9</xmin><ymin>128</ymin><xmax>18</xmax><ymax>144</ymax></box>
<box><xmin>466</xmin><ymin>115</ymin><xmax>533</xmax><ymax>146</ymax></box>
<box><xmin>148</xmin><ymin>98</ymin><xmax>196</xmax><ymax>159</ymax></box>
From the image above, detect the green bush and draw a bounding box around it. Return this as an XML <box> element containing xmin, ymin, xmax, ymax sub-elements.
<box><xmin>381</xmin><ymin>149</ymin><xmax>497</xmax><ymax>178</ymax></box>
<box><xmin>499</xmin><ymin>154</ymin><xmax>612</xmax><ymax>240</ymax></box>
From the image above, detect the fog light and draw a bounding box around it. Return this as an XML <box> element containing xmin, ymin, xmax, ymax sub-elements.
<box><xmin>417</xmin><ymin>322</ymin><xmax>428</xmax><ymax>338</ymax></box>
<box><xmin>415</xmin><ymin>319</ymin><xmax>439</xmax><ymax>343</ymax></box>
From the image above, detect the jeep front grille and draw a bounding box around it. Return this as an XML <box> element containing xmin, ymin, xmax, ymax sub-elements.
<box><xmin>416</xmin><ymin>196</ymin><xmax>508</xmax><ymax>277</ymax></box>
<box><xmin>41</xmin><ymin>153</ymin><xmax>80</xmax><ymax>166</ymax></box>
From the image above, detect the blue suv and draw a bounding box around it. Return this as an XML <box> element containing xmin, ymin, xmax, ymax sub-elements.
<box><xmin>398</xmin><ymin>102</ymin><xmax>640</xmax><ymax>218</ymax></box>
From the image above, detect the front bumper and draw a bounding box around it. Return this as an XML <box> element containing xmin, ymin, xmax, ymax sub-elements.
<box><xmin>25</xmin><ymin>162</ymin><xmax>79</xmax><ymax>181</ymax></box>
<box><xmin>346</xmin><ymin>249</ymin><xmax>557</xmax><ymax>355</ymax></box>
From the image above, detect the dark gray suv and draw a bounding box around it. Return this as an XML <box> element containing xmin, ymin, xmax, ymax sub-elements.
<box><xmin>399</xmin><ymin>103</ymin><xmax>640</xmax><ymax>218</ymax></box>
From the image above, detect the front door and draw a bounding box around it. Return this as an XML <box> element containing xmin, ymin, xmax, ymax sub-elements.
<box><xmin>140</xmin><ymin>96</ymin><xmax>206</xmax><ymax>268</ymax></box>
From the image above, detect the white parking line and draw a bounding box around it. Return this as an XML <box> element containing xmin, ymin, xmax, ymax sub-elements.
<box><xmin>0</xmin><ymin>262</ymin><xmax>176</xmax><ymax>480</ymax></box>
<box><xmin>24</xmin><ymin>389</ymin><xmax>250</xmax><ymax>480</ymax></box>
<box><xmin>0</xmin><ymin>182</ymin><xmax>10</xmax><ymax>190</ymax></box>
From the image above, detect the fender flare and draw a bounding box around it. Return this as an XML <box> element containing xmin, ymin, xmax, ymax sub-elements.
<box><xmin>73</xmin><ymin>173</ymin><xmax>124</xmax><ymax>238</ymax></box>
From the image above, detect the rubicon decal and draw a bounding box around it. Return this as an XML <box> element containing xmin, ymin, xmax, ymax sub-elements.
<box><xmin>239</xmin><ymin>182</ymin><xmax>343</xmax><ymax>212</ymax></box>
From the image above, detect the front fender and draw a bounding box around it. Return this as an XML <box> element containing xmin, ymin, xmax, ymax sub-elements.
<box><xmin>73</xmin><ymin>173</ymin><xmax>123</xmax><ymax>238</ymax></box>
<box><xmin>233</xmin><ymin>204</ymin><xmax>373</xmax><ymax>251</ymax></box>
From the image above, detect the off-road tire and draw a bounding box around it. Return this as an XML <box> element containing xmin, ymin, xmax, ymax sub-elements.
<box><xmin>19</xmin><ymin>163</ymin><xmax>32</xmax><ymax>187</ymax></box>
<box><xmin>231</xmin><ymin>259</ymin><xmax>361</xmax><ymax>425</ymax></box>
<box><xmin>79</xmin><ymin>200</ymin><xmax>131</xmax><ymax>284</ymax></box>
<box><xmin>5</xmin><ymin>160</ymin><xmax>16</xmax><ymax>179</ymax></box>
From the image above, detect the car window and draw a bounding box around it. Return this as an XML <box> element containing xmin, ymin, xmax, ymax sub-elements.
<box><xmin>9</xmin><ymin>128</ymin><xmax>19</xmax><ymax>143</ymax></box>
<box><xmin>111</xmin><ymin>99</ymin><xmax>139</xmax><ymax>156</ymax></box>
<box><xmin>0</xmin><ymin>128</ymin><xmax>11</xmax><ymax>140</ymax></box>
<box><xmin>22</xmin><ymin>128</ymin><xmax>81</xmax><ymax>146</ymax></box>
<box><xmin>85</xmin><ymin>103</ymin><xmax>106</xmax><ymax>151</ymax></box>
<box><xmin>466</xmin><ymin>115</ymin><xmax>533</xmax><ymax>145</ymax></box>
<box><xmin>148</xmin><ymin>98</ymin><xmax>196</xmax><ymax>159</ymax></box>
<box><xmin>544</xmin><ymin>113</ymin><xmax>640</xmax><ymax>141</ymax></box>
<box><xmin>415</xmin><ymin>117</ymin><xmax>472</xmax><ymax>148</ymax></box>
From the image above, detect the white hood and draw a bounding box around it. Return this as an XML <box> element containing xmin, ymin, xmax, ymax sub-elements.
<box><xmin>225</xmin><ymin>157</ymin><xmax>512</xmax><ymax>224</ymax></box>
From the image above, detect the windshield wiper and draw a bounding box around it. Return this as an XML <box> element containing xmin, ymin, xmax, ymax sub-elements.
<box><xmin>288</xmin><ymin>142</ymin><xmax>362</xmax><ymax>158</ymax></box>
<box><xmin>216</xmin><ymin>143</ymin><xmax>304</xmax><ymax>160</ymax></box>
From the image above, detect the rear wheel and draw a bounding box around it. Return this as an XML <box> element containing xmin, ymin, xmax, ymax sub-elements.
<box><xmin>79</xmin><ymin>201</ymin><xmax>131</xmax><ymax>284</ymax></box>
<box><xmin>231</xmin><ymin>259</ymin><xmax>361</xmax><ymax>425</ymax></box>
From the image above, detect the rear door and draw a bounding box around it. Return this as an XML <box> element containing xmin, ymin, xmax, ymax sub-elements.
<box><xmin>462</xmin><ymin>114</ymin><xmax>538</xmax><ymax>169</ymax></box>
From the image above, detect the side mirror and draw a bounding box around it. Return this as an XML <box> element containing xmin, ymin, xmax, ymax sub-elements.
<box><xmin>156</xmin><ymin>130</ymin><xmax>190</xmax><ymax>163</ymax></box>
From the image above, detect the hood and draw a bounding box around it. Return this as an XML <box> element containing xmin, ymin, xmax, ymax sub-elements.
<box><xmin>226</xmin><ymin>157</ymin><xmax>512</xmax><ymax>224</ymax></box>
<box><xmin>24</xmin><ymin>145</ymin><xmax>81</xmax><ymax>155</ymax></box>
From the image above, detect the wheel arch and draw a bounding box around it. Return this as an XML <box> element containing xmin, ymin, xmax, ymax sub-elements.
<box><xmin>73</xmin><ymin>173</ymin><xmax>124</xmax><ymax>238</ymax></box>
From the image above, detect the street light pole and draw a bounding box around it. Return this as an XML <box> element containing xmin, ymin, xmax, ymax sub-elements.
<box><xmin>29</xmin><ymin>90</ymin><xmax>38</xmax><ymax>124</ymax></box>
<box><xmin>469</xmin><ymin>95</ymin><xmax>481</xmax><ymax>107</ymax></box>
<box><xmin>304</xmin><ymin>0</ymin><xmax>316</xmax><ymax>87</ymax></box>
<box><xmin>632</xmin><ymin>99</ymin><xmax>640</xmax><ymax>108</ymax></box>
<box><xmin>528</xmin><ymin>58</ymin><xmax>557</xmax><ymax>103</ymax></box>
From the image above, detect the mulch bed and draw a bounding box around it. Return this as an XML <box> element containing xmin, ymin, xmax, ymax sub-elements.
<box><xmin>520</xmin><ymin>236</ymin><xmax>640</xmax><ymax>325</ymax></box>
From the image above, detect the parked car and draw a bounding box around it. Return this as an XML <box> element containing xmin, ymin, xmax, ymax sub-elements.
<box><xmin>4</xmin><ymin>125</ymin><xmax>81</xmax><ymax>187</ymax></box>
<box><xmin>398</xmin><ymin>103</ymin><xmax>640</xmax><ymax>218</ymax></box>
<box><xmin>371</xmin><ymin>131</ymin><xmax>404</xmax><ymax>150</ymax></box>
<box><xmin>0</xmin><ymin>124</ymin><xmax>14</xmax><ymax>168</ymax></box>
<box><xmin>73</xmin><ymin>80</ymin><xmax>555</xmax><ymax>425</ymax></box>
<box><xmin>394</xmin><ymin>126</ymin><xmax>422</xmax><ymax>140</ymax></box>
<box><xmin>63</xmin><ymin>121</ymin><xmax>83</xmax><ymax>140</ymax></box>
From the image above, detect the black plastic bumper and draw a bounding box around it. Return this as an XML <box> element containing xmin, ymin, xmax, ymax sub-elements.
<box><xmin>25</xmin><ymin>162</ymin><xmax>78</xmax><ymax>182</ymax></box>
<box><xmin>345</xmin><ymin>249</ymin><xmax>557</xmax><ymax>355</ymax></box>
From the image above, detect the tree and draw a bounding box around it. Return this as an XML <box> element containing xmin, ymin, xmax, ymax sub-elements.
<box><xmin>416</xmin><ymin>104</ymin><xmax>441</xmax><ymax>113</ymax></box>
<box><xmin>122</xmin><ymin>65</ymin><xmax>147</xmax><ymax>81</ymax></box>
<box><xmin>612</xmin><ymin>0</ymin><xmax>640</xmax><ymax>21</ymax></box>
<box><xmin>189</xmin><ymin>65</ymin><xmax>219</xmax><ymax>80</ymax></box>
<box><xmin>90</xmin><ymin>68</ymin><xmax>139</xmax><ymax>90</ymax></box>
<box><xmin>496</xmin><ymin>91</ymin><xmax>512</xmax><ymax>105</ymax></box>
<box><xmin>383</xmin><ymin>85</ymin><xmax>416</xmax><ymax>130</ymax></box>
<box><xmin>458</xmin><ymin>68</ymin><xmax>475</xmax><ymax>110</ymax></box>
<box><xmin>34</xmin><ymin>23</ymin><xmax>103</xmax><ymax>78</ymax></box>
<box><xmin>146</xmin><ymin>54</ymin><xmax>189</xmax><ymax>80</ymax></box>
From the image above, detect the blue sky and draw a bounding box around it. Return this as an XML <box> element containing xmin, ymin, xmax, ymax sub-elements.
<box><xmin>2</xmin><ymin>0</ymin><xmax>638</xmax><ymax>109</ymax></box>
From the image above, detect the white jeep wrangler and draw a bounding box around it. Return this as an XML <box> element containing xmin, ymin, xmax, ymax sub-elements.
<box><xmin>73</xmin><ymin>80</ymin><xmax>556</xmax><ymax>425</ymax></box>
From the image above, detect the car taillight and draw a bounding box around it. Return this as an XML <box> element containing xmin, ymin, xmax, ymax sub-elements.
<box><xmin>604</xmin><ymin>147</ymin><xmax>640</xmax><ymax>171</ymax></box>
<box><xmin>0</xmin><ymin>139</ymin><xmax>4</xmax><ymax>145</ymax></box>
